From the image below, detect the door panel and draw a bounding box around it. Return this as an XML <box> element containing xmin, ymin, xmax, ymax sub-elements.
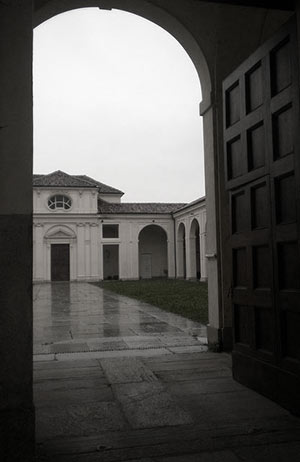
<box><xmin>223</xmin><ymin>20</ymin><xmax>300</xmax><ymax>413</ymax></box>
<box><xmin>140</xmin><ymin>254</ymin><xmax>152</xmax><ymax>279</ymax></box>
<box><xmin>51</xmin><ymin>244</ymin><xmax>70</xmax><ymax>281</ymax></box>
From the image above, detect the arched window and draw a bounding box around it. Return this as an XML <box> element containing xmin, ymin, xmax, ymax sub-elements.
<box><xmin>48</xmin><ymin>194</ymin><xmax>72</xmax><ymax>210</ymax></box>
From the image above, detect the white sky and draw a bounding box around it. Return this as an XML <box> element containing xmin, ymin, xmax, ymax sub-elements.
<box><xmin>33</xmin><ymin>8</ymin><xmax>205</xmax><ymax>203</ymax></box>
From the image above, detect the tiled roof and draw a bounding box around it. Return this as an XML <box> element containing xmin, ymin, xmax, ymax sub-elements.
<box><xmin>173</xmin><ymin>196</ymin><xmax>205</xmax><ymax>213</ymax></box>
<box><xmin>33</xmin><ymin>170</ymin><xmax>123</xmax><ymax>194</ymax></box>
<box><xmin>74</xmin><ymin>175</ymin><xmax>123</xmax><ymax>195</ymax></box>
<box><xmin>98</xmin><ymin>200</ymin><xmax>186</xmax><ymax>214</ymax></box>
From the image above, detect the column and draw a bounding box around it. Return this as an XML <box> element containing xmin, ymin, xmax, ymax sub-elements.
<box><xmin>85</xmin><ymin>222</ymin><xmax>91</xmax><ymax>279</ymax></box>
<box><xmin>131</xmin><ymin>223</ymin><xmax>140</xmax><ymax>280</ymax></box>
<box><xmin>167</xmin><ymin>225</ymin><xmax>175</xmax><ymax>278</ymax></box>
<box><xmin>77</xmin><ymin>223</ymin><xmax>85</xmax><ymax>279</ymax></box>
<box><xmin>0</xmin><ymin>1</ymin><xmax>34</xmax><ymax>458</ymax></box>
<box><xmin>200</xmin><ymin>229</ymin><xmax>207</xmax><ymax>281</ymax></box>
<box><xmin>185</xmin><ymin>231</ymin><xmax>192</xmax><ymax>279</ymax></box>
<box><xmin>90</xmin><ymin>223</ymin><xmax>99</xmax><ymax>279</ymax></box>
<box><xmin>34</xmin><ymin>224</ymin><xmax>44</xmax><ymax>281</ymax></box>
<box><xmin>201</xmin><ymin>94</ymin><xmax>221</xmax><ymax>347</ymax></box>
<box><xmin>189</xmin><ymin>234</ymin><xmax>197</xmax><ymax>279</ymax></box>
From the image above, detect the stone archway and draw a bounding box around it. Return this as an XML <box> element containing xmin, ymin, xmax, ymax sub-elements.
<box><xmin>138</xmin><ymin>224</ymin><xmax>168</xmax><ymax>279</ymax></box>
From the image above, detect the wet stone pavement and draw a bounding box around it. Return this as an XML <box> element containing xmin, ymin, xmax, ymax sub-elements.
<box><xmin>34</xmin><ymin>283</ymin><xmax>300</xmax><ymax>461</ymax></box>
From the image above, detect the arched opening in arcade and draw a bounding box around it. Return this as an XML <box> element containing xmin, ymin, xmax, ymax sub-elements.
<box><xmin>138</xmin><ymin>224</ymin><xmax>168</xmax><ymax>279</ymax></box>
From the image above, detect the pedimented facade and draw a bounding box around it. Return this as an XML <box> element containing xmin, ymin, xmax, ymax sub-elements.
<box><xmin>33</xmin><ymin>170</ymin><xmax>207</xmax><ymax>282</ymax></box>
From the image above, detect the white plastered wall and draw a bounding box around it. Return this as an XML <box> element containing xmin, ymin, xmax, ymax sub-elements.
<box><xmin>100</xmin><ymin>215</ymin><xmax>176</xmax><ymax>280</ymax></box>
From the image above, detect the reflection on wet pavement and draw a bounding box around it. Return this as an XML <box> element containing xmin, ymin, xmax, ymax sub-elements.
<box><xmin>33</xmin><ymin>282</ymin><xmax>207</xmax><ymax>356</ymax></box>
<box><xmin>34</xmin><ymin>284</ymin><xmax>300</xmax><ymax>462</ymax></box>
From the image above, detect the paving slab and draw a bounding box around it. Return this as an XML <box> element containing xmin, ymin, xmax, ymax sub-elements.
<box><xmin>166</xmin><ymin>377</ymin><xmax>246</xmax><ymax>396</ymax></box>
<box><xmin>123</xmin><ymin>337</ymin><xmax>163</xmax><ymax>349</ymax></box>
<box><xmin>36</xmin><ymin>401</ymin><xmax>128</xmax><ymax>440</ymax></box>
<box><xmin>54</xmin><ymin>347</ymin><xmax>172</xmax><ymax>361</ymax></box>
<box><xmin>87</xmin><ymin>340</ymin><xmax>128</xmax><ymax>351</ymax></box>
<box><xmin>113</xmin><ymin>381</ymin><xmax>193</xmax><ymax>429</ymax></box>
<box><xmin>49</xmin><ymin>342</ymin><xmax>90</xmax><ymax>353</ymax></box>
<box><xmin>100</xmin><ymin>358</ymin><xmax>158</xmax><ymax>384</ymax></box>
<box><xmin>233</xmin><ymin>441</ymin><xmax>300</xmax><ymax>461</ymax></box>
<box><xmin>34</xmin><ymin>364</ymin><xmax>104</xmax><ymax>381</ymax></box>
<box><xmin>34</xmin><ymin>383</ymin><xmax>114</xmax><ymax>407</ymax></box>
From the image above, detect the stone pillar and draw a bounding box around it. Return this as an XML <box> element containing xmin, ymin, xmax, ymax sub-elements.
<box><xmin>167</xmin><ymin>237</ymin><xmax>175</xmax><ymax>278</ymax></box>
<box><xmin>176</xmin><ymin>237</ymin><xmax>185</xmax><ymax>278</ymax></box>
<box><xmin>0</xmin><ymin>2</ymin><xmax>35</xmax><ymax>459</ymax></box>
<box><xmin>90</xmin><ymin>223</ymin><xmax>99</xmax><ymax>279</ymax></box>
<box><xmin>131</xmin><ymin>224</ymin><xmax>140</xmax><ymax>280</ymax></box>
<box><xmin>85</xmin><ymin>222</ymin><xmax>91</xmax><ymax>279</ymax></box>
<box><xmin>189</xmin><ymin>234</ymin><xmax>197</xmax><ymax>279</ymax></box>
<box><xmin>118</xmin><ymin>222</ymin><xmax>128</xmax><ymax>279</ymax></box>
<box><xmin>200</xmin><ymin>229</ymin><xmax>207</xmax><ymax>281</ymax></box>
<box><xmin>46</xmin><ymin>243</ymin><xmax>51</xmax><ymax>281</ymax></box>
<box><xmin>166</xmin><ymin>222</ymin><xmax>174</xmax><ymax>278</ymax></box>
<box><xmin>200</xmin><ymin>96</ymin><xmax>222</xmax><ymax>348</ymax></box>
<box><xmin>34</xmin><ymin>224</ymin><xmax>45</xmax><ymax>281</ymax></box>
<box><xmin>185</xmin><ymin>231</ymin><xmax>192</xmax><ymax>279</ymax></box>
<box><xmin>77</xmin><ymin>223</ymin><xmax>85</xmax><ymax>279</ymax></box>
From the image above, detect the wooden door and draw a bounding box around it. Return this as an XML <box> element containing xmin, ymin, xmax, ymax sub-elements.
<box><xmin>223</xmin><ymin>20</ymin><xmax>300</xmax><ymax>413</ymax></box>
<box><xmin>51</xmin><ymin>244</ymin><xmax>70</xmax><ymax>281</ymax></box>
<box><xmin>140</xmin><ymin>254</ymin><xmax>152</xmax><ymax>279</ymax></box>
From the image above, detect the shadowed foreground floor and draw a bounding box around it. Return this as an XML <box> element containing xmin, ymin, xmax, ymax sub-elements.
<box><xmin>34</xmin><ymin>283</ymin><xmax>300</xmax><ymax>461</ymax></box>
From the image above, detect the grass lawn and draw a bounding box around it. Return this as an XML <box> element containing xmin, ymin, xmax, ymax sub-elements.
<box><xmin>97</xmin><ymin>279</ymin><xmax>208</xmax><ymax>324</ymax></box>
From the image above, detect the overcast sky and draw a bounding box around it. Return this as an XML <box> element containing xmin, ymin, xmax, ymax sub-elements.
<box><xmin>33</xmin><ymin>8</ymin><xmax>204</xmax><ymax>203</ymax></box>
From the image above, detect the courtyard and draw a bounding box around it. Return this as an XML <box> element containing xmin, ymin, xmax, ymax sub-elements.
<box><xmin>33</xmin><ymin>283</ymin><xmax>300</xmax><ymax>461</ymax></box>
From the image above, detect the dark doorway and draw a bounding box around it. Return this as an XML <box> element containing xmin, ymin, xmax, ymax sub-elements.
<box><xmin>103</xmin><ymin>244</ymin><xmax>119</xmax><ymax>280</ymax></box>
<box><xmin>51</xmin><ymin>244</ymin><xmax>70</xmax><ymax>281</ymax></box>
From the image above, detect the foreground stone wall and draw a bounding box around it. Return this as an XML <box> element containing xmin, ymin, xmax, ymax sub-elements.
<box><xmin>0</xmin><ymin>1</ymin><xmax>34</xmax><ymax>460</ymax></box>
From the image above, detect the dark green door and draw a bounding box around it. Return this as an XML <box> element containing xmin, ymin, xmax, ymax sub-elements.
<box><xmin>223</xmin><ymin>20</ymin><xmax>300</xmax><ymax>413</ymax></box>
<box><xmin>51</xmin><ymin>244</ymin><xmax>70</xmax><ymax>281</ymax></box>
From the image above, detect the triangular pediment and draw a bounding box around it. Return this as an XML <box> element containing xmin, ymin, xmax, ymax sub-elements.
<box><xmin>50</xmin><ymin>230</ymin><xmax>72</xmax><ymax>239</ymax></box>
<box><xmin>45</xmin><ymin>226</ymin><xmax>76</xmax><ymax>239</ymax></box>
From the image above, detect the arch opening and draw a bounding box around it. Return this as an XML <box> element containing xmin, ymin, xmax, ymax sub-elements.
<box><xmin>33</xmin><ymin>0</ymin><xmax>211</xmax><ymax>106</ymax></box>
<box><xmin>138</xmin><ymin>225</ymin><xmax>168</xmax><ymax>279</ymax></box>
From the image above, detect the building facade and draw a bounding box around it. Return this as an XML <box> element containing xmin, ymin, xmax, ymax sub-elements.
<box><xmin>33</xmin><ymin>170</ymin><xmax>207</xmax><ymax>282</ymax></box>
